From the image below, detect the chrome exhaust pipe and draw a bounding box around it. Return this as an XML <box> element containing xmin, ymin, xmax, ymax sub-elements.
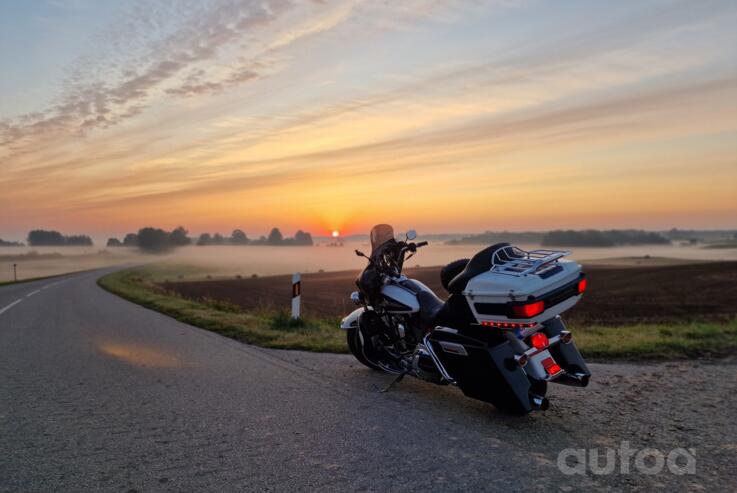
<box><xmin>552</xmin><ymin>372</ymin><xmax>590</xmax><ymax>387</ymax></box>
<box><xmin>529</xmin><ymin>393</ymin><xmax>550</xmax><ymax>411</ymax></box>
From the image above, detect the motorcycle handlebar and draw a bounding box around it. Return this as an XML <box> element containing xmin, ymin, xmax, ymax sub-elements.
<box><xmin>402</xmin><ymin>241</ymin><xmax>428</xmax><ymax>254</ymax></box>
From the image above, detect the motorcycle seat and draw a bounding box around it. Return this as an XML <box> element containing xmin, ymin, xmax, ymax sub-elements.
<box><xmin>447</xmin><ymin>242</ymin><xmax>514</xmax><ymax>295</ymax></box>
<box><xmin>417</xmin><ymin>290</ymin><xmax>445</xmax><ymax>325</ymax></box>
<box><xmin>400</xmin><ymin>278</ymin><xmax>446</xmax><ymax>324</ymax></box>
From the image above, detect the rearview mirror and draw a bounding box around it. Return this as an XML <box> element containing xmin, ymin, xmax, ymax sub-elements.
<box><xmin>406</xmin><ymin>230</ymin><xmax>417</xmax><ymax>240</ymax></box>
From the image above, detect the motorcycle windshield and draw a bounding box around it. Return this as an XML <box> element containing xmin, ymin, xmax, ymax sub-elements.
<box><xmin>370</xmin><ymin>224</ymin><xmax>395</xmax><ymax>253</ymax></box>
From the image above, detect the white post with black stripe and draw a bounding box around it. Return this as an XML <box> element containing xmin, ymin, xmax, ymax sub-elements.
<box><xmin>291</xmin><ymin>272</ymin><xmax>301</xmax><ymax>319</ymax></box>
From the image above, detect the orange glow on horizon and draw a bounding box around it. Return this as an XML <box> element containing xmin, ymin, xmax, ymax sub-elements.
<box><xmin>1</xmin><ymin>1</ymin><xmax>735</xmax><ymax>237</ymax></box>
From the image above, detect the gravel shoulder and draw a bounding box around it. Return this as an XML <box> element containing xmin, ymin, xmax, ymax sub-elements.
<box><xmin>271</xmin><ymin>348</ymin><xmax>737</xmax><ymax>491</ymax></box>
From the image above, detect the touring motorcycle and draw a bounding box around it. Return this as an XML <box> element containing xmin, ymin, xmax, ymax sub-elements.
<box><xmin>341</xmin><ymin>224</ymin><xmax>591</xmax><ymax>414</ymax></box>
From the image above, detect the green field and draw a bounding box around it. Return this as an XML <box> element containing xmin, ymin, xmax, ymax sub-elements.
<box><xmin>98</xmin><ymin>265</ymin><xmax>345</xmax><ymax>353</ymax></box>
<box><xmin>99</xmin><ymin>264</ymin><xmax>737</xmax><ymax>360</ymax></box>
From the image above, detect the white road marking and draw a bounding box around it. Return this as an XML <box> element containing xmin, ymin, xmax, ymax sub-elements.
<box><xmin>26</xmin><ymin>289</ymin><xmax>41</xmax><ymax>298</ymax></box>
<box><xmin>0</xmin><ymin>299</ymin><xmax>23</xmax><ymax>315</ymax></box>
<box><xmin>42</xmin><ymin>279</ymin><xmax>67</xmax><ymax>290</ymax></box>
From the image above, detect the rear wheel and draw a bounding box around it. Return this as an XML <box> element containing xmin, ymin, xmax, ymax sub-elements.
<box><xmin>346</xmin><ymin>327</ymin><xmax>382</xmax><ymax>371</ymax></box>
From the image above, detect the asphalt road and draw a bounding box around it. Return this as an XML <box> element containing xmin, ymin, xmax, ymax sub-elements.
<box><xmin>0</xmin><ymin>270</ymin><xmax>734</xmax><ymax>492</ymax></box>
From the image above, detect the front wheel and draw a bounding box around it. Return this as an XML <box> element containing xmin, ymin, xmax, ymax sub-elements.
<box><xmin>346</xmin><ymin>327</ymin><xmax>382</xmax><ymax>371</ymax></box>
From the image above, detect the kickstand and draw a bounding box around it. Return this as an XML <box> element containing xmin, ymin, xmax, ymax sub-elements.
<box><xmin>379</xmin><ymin>371</ymin><xmax>407</xmax><ymax>393</ymax></box>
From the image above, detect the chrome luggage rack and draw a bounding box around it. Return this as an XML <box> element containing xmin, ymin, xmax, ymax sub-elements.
<box><xmin>490</xmin><ymin>246</ymin><xmax>570</xmax><ymax>277</ymax></box>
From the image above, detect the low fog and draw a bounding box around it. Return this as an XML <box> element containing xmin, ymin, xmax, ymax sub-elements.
<box><xmin>3</xmin><ymin>241</ymin><xmax>737</xmax><ymax>283</ymax></box>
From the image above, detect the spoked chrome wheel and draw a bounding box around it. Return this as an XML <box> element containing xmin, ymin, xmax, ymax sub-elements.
<box><xmin>346</xmin><ymin>327</ymin><xmax>382</xmax><ymax>371</ymax></box>
<box><xmin>346</xmin><ymin>327</ymin><xmax>404</xmax><ymax>374</ymax></box>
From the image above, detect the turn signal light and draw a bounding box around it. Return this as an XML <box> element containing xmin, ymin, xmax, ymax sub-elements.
<box><xmin>510</xmin><ymin>301</ymin><xmax>545</xmax><ymax>318</ymax></box>
<box><xmin>577</xmin><ymin>278</ymin><xmax>588</xmax><ymax>294</ymax></box>
<box><xmin>515</xmin><ymin>354</ymin><xmax>528</xmax><ymax>367</ymax></box>
<box><xmin>559</xmin><ymin>330</ymin><xmax>572</xmax><ymax>344</ymax></box>
<box><xmin>529</xmin><ymin>332</ymin><xmax>549</xmax><ymax>350</ymax></box>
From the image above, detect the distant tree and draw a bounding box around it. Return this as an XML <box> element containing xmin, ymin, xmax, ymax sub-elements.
<box><xmin>197</xmin><ymin>233</ymin><xmax>212</xmax><ymax>246</ymax></box>
<box><xmin>231</xmin><ymin>229</ymin><xmax>249</xmax><ymax>245</ymax></box>
<box><xmin>267</xmin><ymin>228</ymin><xmax>283</xmax><ymax>245</ymax></box>
<box><xmin>107</xmin><ymin>238</ymin><xmax>123</xmax><ymax>247</ymax></box>
<box><xmin>0</xmin><ymin>238</ymin><xmax>24</xmax><ymax>247</ymax></box>
<box><xmin>65</xmin><ymin>235</ymin><xmax>93</xmax><ymax>246</ymax></box>
<box><xmin>213</xmin><ymin>233</ymin><xmax>225</xmax><ymax>245</ymax></box>
<box><xmin>137</xmin><ymin>227</ymin><xmax>172</xmax><ymax>253</ymax></box>
<box><xmin>169</xmin><ymin>226</ymin><xmax>191</xmax><ymax>246</ymax></box>
<box><xmin>293</xmin><ymin>230</ymin><xmax>313</xmax><ymax>246</ymax></box>
<box><xmin>27</xmin><ymin>230</ymin><xmax>93</xmax><ymax>246</ymax></box>
<box><xmin>28</xmin><ymin>230</ymin><xmax>66</xmax><ymax>246</ymax></box>
<box><xmin>122</xmin><ymin>233</ymin><xmax>139</xmax><ymax>247</ymax></box>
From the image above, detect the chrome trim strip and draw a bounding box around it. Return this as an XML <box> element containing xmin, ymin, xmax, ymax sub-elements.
<box><xmin>421</xmin><ymin>336</ymin><xmax>456</xmax><ymax>385</ymax></box>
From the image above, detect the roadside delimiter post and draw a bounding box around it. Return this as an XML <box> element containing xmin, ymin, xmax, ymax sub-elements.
<box><xmin>291</xmin><ymin>272</ymin><xmax>301</xmax><ymax>319</ymax></box>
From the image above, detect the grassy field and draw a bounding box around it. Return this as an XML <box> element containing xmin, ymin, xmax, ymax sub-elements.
<box><xmin>98</xmin><ymin>265</ymin><xmax>345</xmax><ymax>353</ymax></box>
<box><xmin>99</xmin><ymin>264</ymin><xmax>737</xmax><ymax>360</ymax></box>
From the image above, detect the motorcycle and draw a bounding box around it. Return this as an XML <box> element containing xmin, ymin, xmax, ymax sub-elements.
<box><xmin>340</xmin><ymin>224</ymin><xmax>591</xmax><ymax>414</ymax></box>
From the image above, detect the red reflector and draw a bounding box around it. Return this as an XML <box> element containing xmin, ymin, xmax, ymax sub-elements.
<box><xmin>577</xmin><ymin>278</ymin><xmax>587</xmax><ymax>294</ymax></box>
<box><xmin>511</xmin><ymin>300</ymin><xmax>545</xmax><ymax>318</ymax></box>
<box><xmin>529</xmin><ymin>332</ymin><xmax>549</xmax><ymax>350</ymax></box>
<box><xmin>541</xmin><ymin>356</ymin><xmax>562</xmax><ymax>376</ymax></box>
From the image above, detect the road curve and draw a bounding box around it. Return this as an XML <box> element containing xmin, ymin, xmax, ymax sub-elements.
<box><xmin>0</xmin><ymin>269</ymin><xmax>733</xmax><ymax>492</ymax></box>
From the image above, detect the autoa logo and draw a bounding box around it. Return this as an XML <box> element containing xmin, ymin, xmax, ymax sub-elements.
<box><xmin>557</xmin><ymin>441</ymin><xmax>696</xmax><ymax>476</ymax></box>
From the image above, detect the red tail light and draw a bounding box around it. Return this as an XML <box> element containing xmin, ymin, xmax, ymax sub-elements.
<box><xmin>577</xmin><ymin>278</ymin><xmax>587</xmax><ymax>294</ymax></box>
<box><xmin>529</xmin><ymin>332</ymin><xmax>549</xmax><ymax>350</ymax></box>
<box><xmin>511</xmin><ymin>300</ymin><xmax>545</xmax><ymax>318</ymax></box>
<box><xmin>481</xmin><ymin>321</ymin><xmax>538</xmax><ymax>329</ymax></box>
<box><xmin>546</xmin><ymin>361</ymin><xmax>562</xmax><ymax>376</ymax></box>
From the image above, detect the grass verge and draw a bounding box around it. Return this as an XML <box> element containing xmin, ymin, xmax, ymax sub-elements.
<box><xmin>98</xmin><ymin>265</ymin><xmax>346</xmax><ymax>353</ymax></box>
<box><xmin>99</xmin><ymin>265</ymin><xmax>737</xmax><ymax>360</ymax></box>
<box><xmin>570</xmin><ymin>321</ymin><xmax>737</xmax><ymax>360</ymax></box>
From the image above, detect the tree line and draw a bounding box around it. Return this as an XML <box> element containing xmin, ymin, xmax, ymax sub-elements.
<box><xmin>0</xmin><ymin>238</ymin><xmax>25</xmax><ymax>247</ymax></box>
<box><xmin>541</xmin><ymin>229</ymin><xmax>670</xmax><ymax>247</ymax></box>
<box><xmin>23</xmin><ymin>230</ymin><xmax>94</xmax><ymax>246</ymax></box>
<box><xmin>447</xmin><ymin>231</ymin><xmax>545</xmax><ymax>245</ymax></box>
<box><xmin>107</xmin><ymin>227</ymin><xmax>313</xmax><ymax>253</ymax></box>
<box><xmin>447</xmin><ymin>229</ymin><xmax>671</xmax><ymax>247</ymax></box>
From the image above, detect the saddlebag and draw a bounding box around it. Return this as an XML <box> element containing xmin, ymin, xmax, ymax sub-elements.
<box><xmin>426</xmin><ymin>328</ymin><xmax>535</xmax><ymax>414</ymax></box>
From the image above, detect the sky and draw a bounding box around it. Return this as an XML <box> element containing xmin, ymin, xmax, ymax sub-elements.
<box><xmin>1</xmin><ymin>0</ymin><xmax>736</xmax><ymax>240</ymax></box>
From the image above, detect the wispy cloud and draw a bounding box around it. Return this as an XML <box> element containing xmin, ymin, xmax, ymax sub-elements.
<box><xmin>1</xmin><ymin>0</ymin><xmax>337</xmax><ymax>150</ymax></box>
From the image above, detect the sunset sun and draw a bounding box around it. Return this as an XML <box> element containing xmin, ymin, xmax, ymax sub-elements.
<box><xmin>331</xmin><ymin>230</ymin><xmax>340</xmax><ymax>238</ymax></box>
